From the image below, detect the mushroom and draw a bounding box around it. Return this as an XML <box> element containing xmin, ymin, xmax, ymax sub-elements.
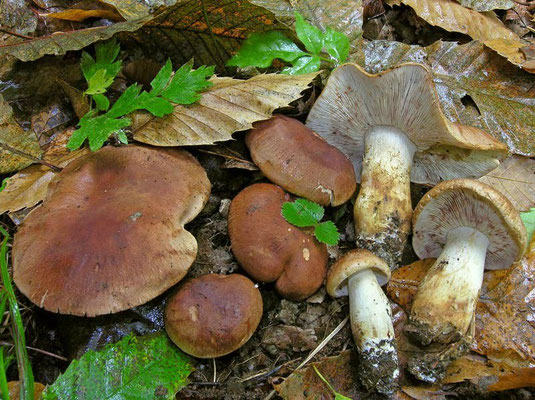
<box><xmin>12</xmin><ymin>145</ymin><xmax>211</xmax><ymax>316</ymax></box>
<box><xmin>165</xmin><ymin>273</ymin><xmax>263</xmax><ymax>358</ymax></box>
<box><xmin>406</xmin><ymin>179</ymin><xmax>527</xmax><ymax>381</ymax></box>
<box><xmin>306</xmin><ymin>63</ymin><xmax>507</xmax><ymax>267</ymax></box>
<box><xmin>246</xmin><ymin>115</ymin><xmax>356</xmax><ymax>206</ymax></box>
<box><xmin>228</xmin><ymin>183</ymin><xmax>328</xmax><ymax>300</ymax></box>
<box><xmin>326</xmin><ymin>249</ymin><xmax>398</xmax><ymax>394</ymax></box>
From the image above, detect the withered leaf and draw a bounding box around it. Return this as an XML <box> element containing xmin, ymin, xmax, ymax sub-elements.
<box><xmin>132</xmin><ymin>72</ymin><xmax>318</xmax><ymax>146</ymax></box>
<box><xmin>386</xmin><ymin>0</ymin><xmax>530</xmax><ymax>70</ymax></box>
<box><xmin>42</xmin><ymin>9</ymin><xmax>123</xmax><ymax>23</ymax></box>
<box><xmin>479</xmin><ymin>156</ymin><xmax>535</xmax><ymax>212</ymax></box>
<box><xmin>455</xmin><ymin>0</ymin><xmax>514</xmax><ymax>12</ymax></box>
<box><xmin>0</xmin><ymin>95</ymin><xmax>42</xmax><ymax>173</ymax></box>
<box><xmin>365</xmin><ymin>40</ymin><xmax>535</xmax><ymax>155</ymax></box>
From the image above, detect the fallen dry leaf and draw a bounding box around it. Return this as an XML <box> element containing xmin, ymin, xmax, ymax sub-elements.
<box><xmin>445</xmin><ymin>354</ymin><xmax>535</xmax><ymax>391</ymax></box>
<box><xmin>0</xmin><ymin>148</ymin><xmax>89</xmax><ymax>215</ymax></box>
<box><xmin>42</xmin><ymin>9</ymin><xmax>123</xmax><ymax>22</ymax></box>
<box><xmin>479</xmin><ymin>156</ymin><xmax>535</xmax><ymax>212</ymax></box>
<box><xmin>132</xmin><ymin>72</ymin><xmax>318</xmax><ymax>146</ymax></box>
<box><xmin>365</xmin><ymin>40</ymin><xmax>535</xmax><ymax>155</ymax></box>
<box><xmin>386</xmin><ymin>0</ymin><xmax>530</xmax><ymax>70</ymax></box>
<box><xmin>7</xmin><ymin>381</ymin><xmax>45</xmax><ymax>400</ymax></box>
<box><xmin>455</xmin><ymin>0</ymin><xmax>514</xmax><ymax>12</ymax></box>
<box><xmin>0</xmin><ymin>95</ymin><xmax>42</xmax><ymax>173</ymax></box>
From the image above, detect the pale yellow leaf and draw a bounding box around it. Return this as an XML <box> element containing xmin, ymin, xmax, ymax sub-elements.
<box><xmin>387</xmin><ymin>0</ymin><xmax>528</xmax><ymax>68</ymax></box>
<box><xmin>132</xmin><ymin>73</ymin><xmax>318</xmax><ymax>146</ymax></box>
<box><xmin>0</xmin><ymin>149</ymin><xmax>89</xmax><ymax>215</ymax></box>
<box><xmin>479</xmin><ymin>156</ymin><xmax>535</xmax><ymax>212</ymax></box>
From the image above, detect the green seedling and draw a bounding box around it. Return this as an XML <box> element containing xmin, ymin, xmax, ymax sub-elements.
<box><xmin>68</xmin><ymin>39</ymin><xmax>214</xmax><ymax>151</ymax></box>
<box><xmin>227</xmin><ymin>11</ymin><xmax>349</xmax><ymax>74</ymax></box>
<box><xmin>282</xmin><ymin>198</ymin><xmax>340</xmax><ymax>245</ymax></box>
<box><xmin>313</xmin><ymin>365</ymin><xmax>352</xmax><ymax>400</ymax></box>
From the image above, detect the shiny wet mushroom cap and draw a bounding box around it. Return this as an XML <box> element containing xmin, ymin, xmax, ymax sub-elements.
<box><xmin>228</xmin><ymin>183</ymin><xmax>328</xmax><ymax>300</ymax></box>
<box><xmin>406</xmin><ymin>179</ymin><xmax>527</xmax><ymax>382</ymax></box>
<box><xmin>164</xmin><ymin>274</ymin><xmax>263</xmax><ymax>358</ymax></box>
<box><xmin>13</xmin><ymin>145</ymin><xmax>211</xmax><ymax>317</ymax></box>
<box><xmin>326</xmin><ymin>249</ymin><xmax>398</xmax><ymax>394</ymax></box>
<box><xmin>306</xmin><ymin>63</ymin><xmax>507</xmax><ymax>267</ymax></box>
<box><xmin>246</xmin><ymin>115</ymin><xmax>356</xmax><ymax>206</ymax></box>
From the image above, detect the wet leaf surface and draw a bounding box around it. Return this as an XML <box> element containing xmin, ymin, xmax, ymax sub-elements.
<box><xmin>455</xmin><ymin>0</ymin><xmax>514</xmax><ymax>12</ymax></box>
<box><xmin>132</xmin><ymin>72</ymin><xmax>318</xmax><ymax>146</ymax></box>
<box><xmin>479</xmin><ymin>156</ymin><xmax>535</xmax><ymax>212</ymax></box>
<box><xmin>364</xmin><ymin>40</ymin><xmax>535</xmax><ymax>155</ymax></box>
<box><xmin>0</xmin><ymin>95</ymin><xmax>42</xmax><ymax>173</ymax></box>
<box><xmin>386</xmin><ymin>0</ymin><xmax>530</xmax><ymax>70</ymax></box>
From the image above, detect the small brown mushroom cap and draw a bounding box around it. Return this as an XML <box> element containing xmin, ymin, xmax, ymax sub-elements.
<box><xmin>306</xmin><ymin>63</ymin><xmax>507</xmax><ymax>185</ymax></box>
<box><xmin>413</xmin><ymin>179</ymin><xmax>527</xmax><ymax>270</ymax></box>
<box><xmin>164</xmin><ymin>274</ymin><xmax>263</xmax><ymax>358</ymax></box>
<box><xmin>246</xmin><ymin>115</ymin><xmax>356</xmax><ymax>206</ymax></box>
<box><xmin>326</xmin><ymin>249</ymin><xmax>391</xmax><ymax>297</ymax></box>
<box><xmin>228</xmin><ymin>183</ymin><xmax>328</xmax><ymax>300</ymax></box>
<box><xmin>13</xmin><ymin>145</ymin><xmax>211</xmax><ymax>316</ymax></box>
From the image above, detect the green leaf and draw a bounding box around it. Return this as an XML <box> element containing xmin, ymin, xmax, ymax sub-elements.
<box><xmin>67</xmin><ymin>114</ymin><xmax>131</xmax><ymax>151</ymax></box>
<box><xmin>227</xmin><ymin>31</ymin><xmax>308</xmax><ymax>68</ymax></box>
<box><xmin>294</xmin><ymin>12</ymin><xmax>323</xmax><ymax>55</ymax></box>
<box><xmin>106</xmin><ymin>84</ymin><xmax>143</xmax><ymax>118</ymax></box>
<box><xmin>136</xmin><ymin>93</ymin><xmax>174</xmax><ymax>117</ymax></box>
<box><xmin>85</xmin><ymin>69</ymin><xmax>114</xmax><ymax>95</ymax></box>
<box><xmin>42</xmin><ymin>333</ymin><xmax>194</xmax><ymax>400</ymax></box>
<box><xmin>80</xmin><ymin>39</ymin><xmax>121</xmax><ymax>84</ymax></box>
<box><xmin>161</xmin><ymin>63</ymin><xmax>215</xmax><ymax>105</ymax></box>
<box><xmin>150</xmin><ymin>59</ymin><xmax>173</xmax><ymax>96</ymax></box>
<box><xmin>116</xmin><ymin>130</ymin><xmax>128</xmax><ymax>144</ymax></box>
<box><xmin>92</xmin><ymin>93</ymin><xmax>110</xmax><ymax>111</ymax></box>
<box><xmin>323</xmin><ymin>27</ymin><xmax>350</xmax><ymax>63</ymax></box>
<box><xmin>282</xmin><ymin>55</ymin><xmax>321</xmax><ymax>75</ymax></box>
<box><xmin>521</xmin><ymin>208</ymin><xmax>535</xmax><ymax>244</ymax></box>
<box><xmin>282</xmin><ymin>199</ymin><xmax>324</xmax><ymax>227</ymax></box>
<box><xmin>314</xmin><ymin>221</ymin><xmax>339</xmax><ymax>245</ymax></box>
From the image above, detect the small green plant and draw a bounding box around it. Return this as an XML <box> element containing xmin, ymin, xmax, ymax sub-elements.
<box><xmin>227</xmin><ymin>12</ymin><xmax>349</xmax><ymax>74</ymax></box>
<box><xmin>68</xmin><ymin>39</ymin><xmax>215</xmax><ymax>152</ymax></box>
<box><xmin>282</xmin><ymin>198</ymin><xmax>340</xmax><ymax>245</ymax></box>
<box><xmin>521</xmin><ymin>207</ymin><xmax>535</xmax><ymax>244</ymax></box>
<box><xmin>313</xmin><ymin>366</ymin><xmax>351</xmax><ymax>400</ymax></box>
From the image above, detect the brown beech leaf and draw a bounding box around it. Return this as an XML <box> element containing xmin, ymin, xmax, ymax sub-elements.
<box><xmin>132</xmin><ymin>72</ymin><xmax>318</xmax><ymax>146</ymax></box>
<box><xmin>42</xmin><ymin>9</ymin><xmax>124</xmax><ymax>22</ymax></box>
<box><xmin>386</xmin><ymin>0</ymin><xmax>530</xmax><ymax>70</ymax></box>
<box><xmin>0</xmin><ymin>95</ymin><xmax>42</xmax><ymax>173</ymax></box>
<box><xmin>364</xmin><ymin>40</ymin><xmax>535</xmax><ymax>155</ymax></box>
<box><xmin>98</xmin><ymin>0</ymin><xmax>159</xmax><ymax>21</ymax></box>
<box><xmin>445</xmin><ymin>354</ymin><xmax>535</xmax><ymax>391</ymax></box>
<box><xmin>479</xmin><ymin>156</ymin><xmax>535</xmax><ymax>212</ymax></box>
<box><xmin>7</xmin><ymin>381</ymin><xmax>46</xmax><ymax>400</ymax></box>
<box><xmin>0</xmin><ymin>17</ymin><xmax>150</xmax><ymax>62</ymax></box>
<box><xmin>455</xmin><ymin>0</ymin><xmax>514</xmax><ymax>12</ymax></box>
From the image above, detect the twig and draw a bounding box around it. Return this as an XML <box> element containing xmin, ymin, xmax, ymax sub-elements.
<box><xmin>0</xmin><ymin>28</ymin><xmax>33</xmax><ymax>40</ymax></box>
<box><xmin>0</xmin><ymin>341</ymin><xmax>68</xmax><ymax>362</ymax></box>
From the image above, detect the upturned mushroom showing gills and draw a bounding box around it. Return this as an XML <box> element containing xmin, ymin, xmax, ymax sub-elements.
<box><xmin>306</xmin><ymin>63</ymin><xmax>507</xmax><ymax>267</ymax></box>
<box><xmin>326</xmin><ymin>249</ymin><xmax>398</xmax><ymax>394</ymax></box>
<box><xmin>228</xmin><ymin>183</ymin><xmax>328</xmax><ymax>300</ymax></box>
<box><xmin>12</xmin><ymin>145</ymin><xmax>211</xmax><ymax>317</ymax></box>
<box><xmin>246</xmin><ymin>115</ymin><xmax>356</xmax><ymax>206</ymax></box>
<box><xmin>406</xmin><ymin>179</ymin><xmax>527</xmax><ymax>381</ymax></box>
<box><xmin>165</xmin><ymin>274</ymin><xmax>263</xmax><ymax>358</ymax></box>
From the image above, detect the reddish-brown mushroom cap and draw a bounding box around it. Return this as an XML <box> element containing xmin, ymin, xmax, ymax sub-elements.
<box><xmin>228</xmin><ymin>183</ymin><xmax>328</xmax><ymax>300</ymax></box>
<box><xmin>13</xmin><ymin>145</ymin><xmax>211</xmax><ymax>317</ymax></box>
<box><xmin>164</xmin><ymin>274</ymin><xmax>263</xmax><ymax>358</ymax></box>
<box><xmin>246</xmin><ymin>115</ymin><xmax>356</xmax><ymax>206</ymax></box>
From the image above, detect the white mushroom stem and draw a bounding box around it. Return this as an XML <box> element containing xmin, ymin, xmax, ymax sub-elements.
<box><xmin>348</xmin><ymin>269</ymin><xmax>399</xmax><ymax>394</ymax></box>
<box><xmin>354</xmin><ymin>126</ymin><xmax>417</xmax><ymax>267</ymax></box>
<box><xmin>408</xmin><ymin>227</ymin><xmax>490</xmax><ymax>346</ymax></box>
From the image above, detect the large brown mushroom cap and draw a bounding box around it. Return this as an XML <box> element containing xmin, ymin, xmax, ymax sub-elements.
<box><xmin>413</xmin><ymin>179</ymin><xmax>527</xmax><ymax>270</ymax></box>
<box><xmin>246</xmin><ymin>115</ymin><xmax>356</xmax><ymax>206</ymax></box>
<box><xmin>228</xmin><ymin>183</ymin><xmax>328</xmax><ymax>300</ymax></box>
<box><xmin>306</xmin><ymin>63</ymin><xmax>507</xmax><ymax>184</ymax></box>
<box><xmin>13</xmin><ymin>145</ymin><xmax>210</xmax><ymax>316</ymax></box>
<box><xmin>164</xmin><ymin>274</ymin><xmax>263</xmax><ymax>358</ymax></box>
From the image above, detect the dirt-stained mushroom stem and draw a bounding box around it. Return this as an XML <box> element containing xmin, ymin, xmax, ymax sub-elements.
<box><xmin>408</xmin><ymin>227</ymin><xmax>490</xmax><ymax>346</ymax></box>
<box><xmin>355</xmin><ymin>126</ymin><xmax>416</xmax><ymax>267</ymax></box>
<box><xmin>326</xmin><ymin>250</ymin><xmax>398</xmax><ymax>394</ymax></box>
<box><xmin>347</xmin><ymin>269</ymin><xmax>399</xmax><ymax>393</ymax></box>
